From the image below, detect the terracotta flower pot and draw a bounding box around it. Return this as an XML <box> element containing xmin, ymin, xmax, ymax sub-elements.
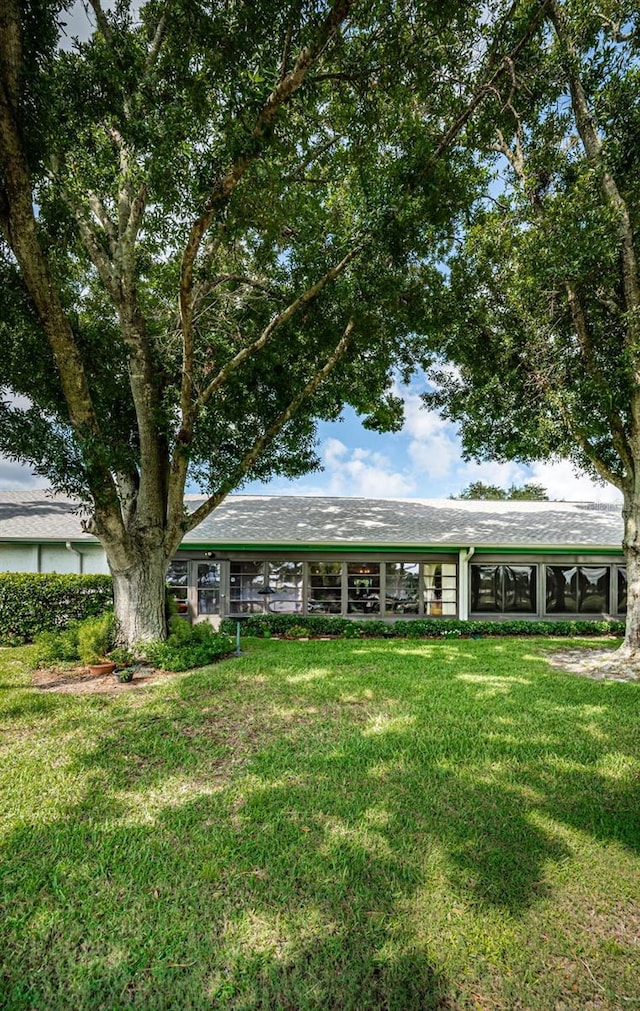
<box><xmin>88</xmin><ymin>661</ymin><xmax>116</xmax><ymax>676</ymax></box>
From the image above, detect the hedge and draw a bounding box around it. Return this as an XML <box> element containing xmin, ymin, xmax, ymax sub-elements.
<box><xmin>220</xmin><ymin>613</ymin><xmax>626</xmax><ymax>640</ymax></box>
<box><xmin>144</xmin><ymin>621</ymin><xmax>235</xmax><ymax>671</ymax></box>
<box><xmin>0</xmin><ymin>573</ymin><xmax>113</xmax><ymax>645</ymax></box>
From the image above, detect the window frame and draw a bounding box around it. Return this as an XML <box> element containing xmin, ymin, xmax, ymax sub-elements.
<box><xmin>470</xmin><ymin>563</ymin><xmax>538</xmax><ymax>615</ymax></box>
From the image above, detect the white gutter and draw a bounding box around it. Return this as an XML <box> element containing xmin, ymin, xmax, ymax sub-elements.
<box><xmin>65</xmin><ymin>541</ymin><xmax>83</xmax><ymax>574</ymax></box>
<box><xmin>458</xmin><ymin>546</ymin><xmax>475</xmax><ymax>620</ymax></box>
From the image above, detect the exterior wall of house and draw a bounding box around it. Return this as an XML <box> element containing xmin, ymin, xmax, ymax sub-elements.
<box><xmin>1</xmin><ymin>539</ymin><xmax>627</xmax><ymax>621</ymax></box>
<box><xmin>468</xmin><ymin>552</ymin><xmax>626</xmax><ymax>621</ymax></box>
<box><xmin>0</xmin><ymin>544</ymin><xmax>39</xmax><ymax>572</ymax></box>
<box><xmin>0</xmin><ymin>542</ymin><xmax>110</xmax><ymax>575</ymax></box>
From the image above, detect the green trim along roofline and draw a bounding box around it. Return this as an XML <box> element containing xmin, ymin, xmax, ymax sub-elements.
<box><xmin>180</xmin><ymin>542</ymin><xmax>625</xmax><ymax>556</ymax></box>
<box><xmin>0</xmin><ymin>540</ymin><xmax>624</xmax><ymax>555</ymax></box>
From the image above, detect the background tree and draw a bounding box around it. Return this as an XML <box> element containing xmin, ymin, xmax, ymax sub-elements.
<box><xmin>451</xmin><ymin>481</ymin><xmax>549</xmax><ymax>500</ymax></box>
<box><xmin>428</xmin><ymin>0</ymin><xmax>640</xmax><ymax>658</ymax></box>
<box><xmin>0</xmin><ymin>0</ymin><xmax>496</xmax><ymax>645</ymax></box>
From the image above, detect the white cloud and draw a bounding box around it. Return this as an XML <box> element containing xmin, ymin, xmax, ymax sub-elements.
<box><xmin>245</xmin><ymin>438</ymin><xmax>416</xmax><ymax>499</ymax></box>
<box><xmin>528</xmin><ymin>459</ymin><xmax>622</xmax><ymax>503</ymax></box>
<box><xmin>400</xmin><ymin>391</ymin><xmax>461</xmax><ymax>481</ymax></box>
<box><xmin>394</xmin><ymin>381</ymin><xmax>623</xmax><ymax>502</ymax></box>
<box><xmin>450</xmin><ymin>458</ymin><xmax>529</xmax><ymax>491</ymax></box>
<box><xmin>320</xmin><ymin>443</ymin><xmax>415</xmax><ymax>498</ymax></box>
<box><xmin>0</xmin><ymin>458</ymin><xmax>48</xmax><ymax>492</ymax></box>
<box><xmin>322</xmin><ymin>437</ymin><xmax>348</xmax><ymax>469</ymax></box>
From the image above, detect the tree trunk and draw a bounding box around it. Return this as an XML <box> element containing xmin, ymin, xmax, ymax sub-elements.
<box><xmin>108</xmin><ymin>548</ymin><xmax>169</xmax><ymax>647</ymax></box>
<box><xmin>622</xmin><ymin>491</ymin><xmax>640</xmax><ymax>658</ymax></box>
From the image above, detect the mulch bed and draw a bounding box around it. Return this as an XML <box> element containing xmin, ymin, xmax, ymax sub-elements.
<box><xmin>30</xmin><ymin>645</ymin><xmax>639</xmax><ymax>695</ymax></box>
<box><xmin>32</xmin><ymin>664</ymin><xmax>176</xmax><ymax>694</ymax></box>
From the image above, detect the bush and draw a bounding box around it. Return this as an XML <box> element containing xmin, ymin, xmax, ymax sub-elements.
<box><xmin>220</xmin><ymin>613</ymin><xmax>626</xmax><ymax>640</ymax></box>
<box><xmin>108</xmin><ymin>646</ymin><xmax>135</xmax><ymax>667</ymax></box>
<box><xmin>0</xmin><ymin>573</ymin><xmax>113</xmax><ymax>644</ymax></box>
<box><xmin>34</xmin><ymin>624</ymin><xmax>82</xmax><ymax>665</ymax></box>
<box><xmin>33</xmin><ymin>610</ymin><xmax>116</xmax><ymax>666</ymax></box>
<box><xmin>144</xmin><ymin>622</ymin><xmax>234</xmax><ymax>671</ymax></box>
<box><xmin>77</xmin><ymin>611</ymin><xmax>115</xmax><ymax>664</ymax></box>
<box><xmin>283</xmin><ymin>624</ymin><xmax>312</xmax><ymax>639</ymax></box>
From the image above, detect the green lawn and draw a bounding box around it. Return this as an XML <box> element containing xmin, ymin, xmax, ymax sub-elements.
<box><xmin>0</xmin><ymin>637</ymin><xmax>639</xmax><ymax>1010</ymax></box>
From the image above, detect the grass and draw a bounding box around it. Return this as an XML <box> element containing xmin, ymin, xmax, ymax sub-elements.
<box><xmin>0</xmin><ymin>636</ymin><xmax>639</xmax><ymax>1010</ymax></box>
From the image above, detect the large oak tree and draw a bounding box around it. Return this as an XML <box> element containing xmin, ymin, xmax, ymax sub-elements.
<box><xmin>428</xmin><ymin>0</ymin><xmax>640</xmax><ymax>659</ymax></box>
<box><xmin>0</xmin><ymin>0</ymin><xmax>495</xmax><ymax>644</ymax></box>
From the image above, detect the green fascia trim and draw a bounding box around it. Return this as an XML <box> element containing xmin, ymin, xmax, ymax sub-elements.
<box><xmin>471</xmin><ymin>546</ymin><xmax>623</xmax><ymax>557</ymax></box>
<box><xmin>181</xmin><ymin>542</ymin><xmax>623</xmax><ymax>556</ymax></box>
<box><xmin>0</xmin><ymin>538</ymin><xmax>99</xmax><ymax>545</ymax></box>
<box><xmin>182</xmin><ymin>543</ymin><xmax>455</xmax><ymax>553</ymax></box>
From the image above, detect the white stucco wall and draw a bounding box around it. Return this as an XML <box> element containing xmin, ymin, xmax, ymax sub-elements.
<box><xmin>0</xmin><ymin>544</ymin><xmax>39</xmax><ymax>572</ymax></box>
<box><xmin>80</xmin><ymin>546</ymin><xmax>110</xmax><ymax>574</ymax></box>
<box><xmin>40</xmin><ymin>546</ymin><xmax>78</xmax><ymax>573</ymax></box>
<box><xmin>0</xmin><ymin>542</ymin><xmax>109</xmax><ymax>574</ymax></box>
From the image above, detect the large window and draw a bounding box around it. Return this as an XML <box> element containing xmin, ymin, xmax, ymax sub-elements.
<box><xmin>423</xmin><ymin>563</ymin><xmax>457</xmax><ymax>616</ymax></box>
<box><xmin>268</xmin><ymin>561</ymin><xmax>303</xmax><ymax>613</ymax></box>
<box><xmin>229</xmin><ymin>561</ymin><xmax>265</xmax><ymax>614</ymax></box>
<box><xmin>308</xmin><ymin>562</ymin><xmax>342</xmax><ymax>614</ymax></box>
<box><xmin>385</xmin><ymin>562</ymin><xmax>419</xmax><ymax>614</ymax></box>
<box><xmin>166</xmin><ymin>560</ymin><xmax>189</xmax><ymax>615</ymax></box>
<box><xmin>545</xmin><ymin>566</ymin><xmax>610</xmax><ymax>614</ymax></box>
<box><xmin>347</xmin><ymin>563</ymin><xmax>380</xmax><ymax>614</ymax></box>
<box><xmin>197</xmin><ymin>562</ymin><xmax>220</xmax><ymax>615</ymax></box>
<box><xmin>471</xmin><ymin>564</ymin><xmax>537</xmax><ymax>613</ymax></box>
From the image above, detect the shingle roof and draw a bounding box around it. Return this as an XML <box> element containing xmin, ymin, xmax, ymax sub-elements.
<box><xmin>0</xmin><ymin>491</ymin><xmax>96</xmax><ymax>541</ymax></box>
<box><xmin>0</xmin><ymin>490</ymin><xmax>624</xmax><ymax>549</ymax></box>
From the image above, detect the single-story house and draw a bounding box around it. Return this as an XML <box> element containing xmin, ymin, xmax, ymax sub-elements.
<box><xmin>0</xmin><ymin>490</ymin><xmax>627</xmax><ymax>623</ymax></box>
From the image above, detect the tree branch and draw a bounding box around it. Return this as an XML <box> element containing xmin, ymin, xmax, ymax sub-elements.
<box><xmin>563</xmin><ymin>414</ymin><xmax>625</xmax><ymax>491</ymax></box>
<box><xmin>548</xmin><ymin>0</ymin><xmax>640</xmax><ymax>461</ymax></box>
<box><xmin>493</xmin><ymin>85</ymin><xmax>635</xmax><ymax>490</ymax></box>
<box><xmin>181</xmin><ymin>318</ymin><xmax>355</xmax><ymax>538</ymax></box>
<box><xmin>279</xmin><ymin>18</ymin><xmax>294</xmax><ymax>82</ymax></box>
<box><xmin>177</xmin><ymin>0</ymin><xmax>356</xmax><ymax>407</ymax></box>
<box><xmin>193</xmin><ymin>273</ymin><xmax>282</xmax><ymax>310</ymax></box>
<box><xmin>196</xmin><ymin>245</ymin><xmax>362</xmax><ymax>411</ymax></box>
<box><xmin>87</xmin><ymin>191</ymin><xmax>118</xmax><ymax>252</ymax></box>
<box><xmin>548</xmin><ymin>0</ymin><xmax>640</xmax><ymax>353</ymax></box>
<box><xmin>429</xmin><ymin>0</ymin><xmax>551</xmax><ymax>167</ymax></box>
<box><xmin>0</xmin><ymin>0</ymin><xmax>123</xmax><ymax>535</ymax></box>
<box><xmin>145</xmin><ymin>2</ymin><xmax>173</xmax><ymax>73</ymax></box>
<box><xmin>86</xmin><ymin>0</ymin><xmax>113</xmax><ymax>46</ymax></box>
<box><xmin>70</xmin><ymin>199</ymin><xmax>120</xmax><ymax>297</ymax></box>
<box><xmin>165</xmin><ymin>243</ymin><xmax>362</xmax><ymax>540</ymax></box>
<box><xmin>564</xmin><ymin>279</ymin><xmax>634</xmax><ymax>479</ymax></box>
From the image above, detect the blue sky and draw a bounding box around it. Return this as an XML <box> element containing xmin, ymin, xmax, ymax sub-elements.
<box><xmin>0</xmin><ymin>369</ymin><xmax>622</xmax><ymax>502</ymax></box>
<box><xmin>240</xmin><ymin>371</ymin><xmax>622</xmax><ymax>503</ymax></box>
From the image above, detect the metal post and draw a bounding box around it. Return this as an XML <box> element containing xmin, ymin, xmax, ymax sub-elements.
<box><xmin>235</xmin><ymin>620</ymin><xmax>242</xmax><ymax>656</ymax></box>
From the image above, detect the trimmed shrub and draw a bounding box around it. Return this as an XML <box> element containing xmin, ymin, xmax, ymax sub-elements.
<box><xmin>144</xmin><ymin>621</ymin><xmax>234</xmax><ymax>671</ymax></box>
<box><xmin>0</xmin><ymin>573</ymin><xmax>113</xmax><ymax>644</ymax></box>
<box><xmin>33</xmin><ymin>624</ymin><xmax>82</xmax><ymax>665</ymax></box>
<box><xmin>77</xmin><ymin>611</ymin><xmax>116</xmax><ymax>664</ymax></box>
<box><xmin>33</xmin><ymin>610</ymin><xmax>116</xmax><ymax>666</ymax></box>
<box><xmin>220</xmin><ymin>613</ymin><xmax>626</xmax><ymax>640</ymax></box>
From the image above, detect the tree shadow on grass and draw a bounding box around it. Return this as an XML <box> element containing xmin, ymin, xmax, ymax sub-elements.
<box><xmin>1</xmin><ymin>784</ymin><xmax>452</xmax><ymax>1009</ymax></box>
<box><xmin>1</xmin><ymin>639</ymin><xmax>639</xmax><ymax>1007</ymax></box>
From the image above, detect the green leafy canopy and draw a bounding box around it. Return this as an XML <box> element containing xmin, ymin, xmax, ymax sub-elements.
<box><xmin>0</xmin><ymin>0</ymin><xmax>486</xmax><ymax>508</ymax></box>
